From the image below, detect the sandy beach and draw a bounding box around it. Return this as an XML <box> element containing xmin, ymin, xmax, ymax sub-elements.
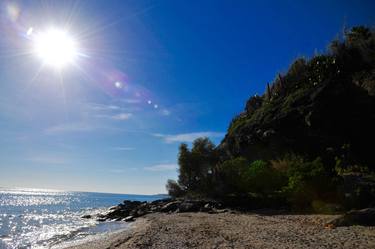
<box><xmin>62</xmin><ymin>212</ymin><xmax>375</xmax><ymax>249</ymax></box>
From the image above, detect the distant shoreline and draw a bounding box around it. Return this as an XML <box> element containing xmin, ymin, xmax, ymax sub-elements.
<box><xmin>59</xmin><ymin>212</ymin><xmax>375</xmax><ymax>249</ymax></box>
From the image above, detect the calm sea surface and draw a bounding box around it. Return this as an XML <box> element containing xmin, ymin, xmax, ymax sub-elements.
<box><xmin>0</xmin><ymin>188</ymin><xmax>164</xmax><ymax>248</ymax></box>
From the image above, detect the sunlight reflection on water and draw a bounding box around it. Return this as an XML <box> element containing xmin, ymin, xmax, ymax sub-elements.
<box><xmin>0</xmin><ymin>188</ymin><xmax>162</xmax><ymax>249</ymax></box>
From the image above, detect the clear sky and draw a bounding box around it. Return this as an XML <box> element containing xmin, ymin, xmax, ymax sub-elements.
<box><xmin>0</xmin><ymin>0</ymin><xmax>374</xmax><ymax>194</ymax></box>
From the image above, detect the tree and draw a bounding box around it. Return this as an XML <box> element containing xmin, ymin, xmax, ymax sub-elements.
<box><xmin>177</xmin><ymin>143</ymin><xmax>192</xmax><ymax>191</ymax></box>
<box><xmin>166</xmin><ymin>179</ymin><xmax>184</xmax><ymax>197</ymax></box>
<box><xmin>174</xmin><ymin>138</ymin><xmax>218</xmax><ymax>195</ymax></box>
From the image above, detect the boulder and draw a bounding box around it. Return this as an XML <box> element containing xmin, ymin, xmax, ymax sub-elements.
<box><xmin>124</xmin><ymin>216</ymin><xmax>135</xmax><ymax>222</ymax></box>
<box><xmin>106</xmin><ymin>208</ymin><xmax>130</xmax><ymax>219</ymax></box>
<box><xmin>178</xmin><ymin>201</ymin><xmax>202</xmax><ymax>212</ymax></box>
<box><xmin>161</xmin><ymin>201</ymin><xmax>181</xmax><ymax>212</ymax></box>
<box><xmin>326</xmin><ymin>208</ymin><xmax>375</xmax><ymax>227</ymax></box>
<box><xmin>81</xmin><ymin>214</ymin><xmax>92</xmax><ymax>219</ymax></box>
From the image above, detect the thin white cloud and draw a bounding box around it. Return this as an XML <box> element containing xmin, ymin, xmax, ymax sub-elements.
<box><xmin>112</xmin><ymin>113</ymin><xmax>133</xmax><ymax>120</ymax></box>
<box><xmin>144</xmin><ymin>164</ymin><xmax>178</xmax><ymax>172</ymax></box>
<box><xmin>45</xmin><ymin>123</ymin><xmax>95</xmax><ymax>135</ymax></box>
<box><xmin>153</xmin><ymin>131</ymin><xmax>225</xmax><ymax>143</ymax></box>
<box><xmin>113</xmin><ymin>147</ymin><xmax>135</xmax><ymax>151</ymax></box>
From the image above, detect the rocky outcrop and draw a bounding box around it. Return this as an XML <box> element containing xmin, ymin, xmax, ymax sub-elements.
<box><xmin>91</xmin><ymin>199</ymin><xmax>228</xmax><ymax>222</ymax></box>
<box><xmin>326</xmin><ymin>208</ymin><xmax>375</xmax><ymax>227</ymax></box>
<box><xmin>219</xmin><ymin>27</ymin><xmax>375</xmax><ymax>168</ymax></box>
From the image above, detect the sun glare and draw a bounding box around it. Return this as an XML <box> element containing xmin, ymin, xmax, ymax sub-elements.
<box><xmin>33</xmin><ymin>28</ymin><xmax>78</xmax><ymax>69</ymax></box>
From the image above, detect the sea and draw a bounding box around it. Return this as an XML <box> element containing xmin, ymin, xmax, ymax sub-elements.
<box><xmin>0</xmin><ymin>187</ymin><xmax>165</xmax><ymax>249</ymax></box>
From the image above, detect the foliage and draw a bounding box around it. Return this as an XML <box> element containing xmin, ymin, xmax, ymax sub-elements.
<box><xmin>282</xmin><ymin>155</ymin><xmax>336</xmax><ymax>209</ymax></box>
<box><xmin>166</xmin><ymin>179</ymin><xmax>185</xmax><ymax>197</ymax></box>
<box><xmin>218</xmin><ymin>157</ymin><xmax>249</xmax><ymax>194</ymax></box>
<box><xmin>246</xmin><ymin>160</ymin><xmax>287</xmax><ymax>194</ymax></box>
<box><xmin>174</xmin><ymin>138</ymin><xmax>218</xmax><ymax>196</ymax></box>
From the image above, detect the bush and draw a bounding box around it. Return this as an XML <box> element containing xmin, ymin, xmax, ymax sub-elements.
<box><xmin>246</xmin><ymin>160</ymin><xmax>287</xmax><ymax>194</ymax></box>
<box><xmin>282</xmin><ymin>155</ymin><xmax>337</xmax><ymax>210</ymax></box>
<box><xmin>218</xmin><ymin>157</ymin><xmax>250</xmax><ymax>194</ymax></box>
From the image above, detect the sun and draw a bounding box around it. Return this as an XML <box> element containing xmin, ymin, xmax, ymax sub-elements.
<box><xmin>33</xmin><ymin>28</ymin><xmax>78</xmax><ymax>69</ymax></box>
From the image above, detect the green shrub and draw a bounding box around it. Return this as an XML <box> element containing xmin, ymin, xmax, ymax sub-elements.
<box><xmin>246</xmin><ymin>160</ymin><xmax>287</xmax><ymax>194</ymax></box>
<box><xmin>219</xmin><ymin>157</ymin><xmax>250</xmax><ymax>194</ymax></box>
<box><xmin>282</xmin><ymin>155</ymin><xmax>336</xmax><ymax>209</ymax></box>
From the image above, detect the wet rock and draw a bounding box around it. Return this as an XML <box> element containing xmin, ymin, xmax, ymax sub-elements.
<box><xmin>81</xmin><ymin>214</ymin><xmax>92</xmax><ymax>219</ymax></box>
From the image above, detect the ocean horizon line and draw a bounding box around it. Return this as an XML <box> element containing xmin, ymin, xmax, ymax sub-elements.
<box><xmin>0</xmin><ymin>186</ymin><xmax>168</xmax><ymax>197</ymax></box>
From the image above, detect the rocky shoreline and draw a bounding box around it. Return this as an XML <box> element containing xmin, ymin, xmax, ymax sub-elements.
<box><xmin>83</xmin><ymin>198</ymin><xmax>375</xmax><ymax>228</ymax></box>
<box><xmin>82</xmin><ymin>199</ymin><xmax>230</xmax><ymax>223</ymax></box>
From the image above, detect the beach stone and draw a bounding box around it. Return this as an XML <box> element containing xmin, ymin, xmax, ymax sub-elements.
<box><xmin>326</xmin><ymin>208</ymin><xmax>375</xmax><ymax>227</ymax></box>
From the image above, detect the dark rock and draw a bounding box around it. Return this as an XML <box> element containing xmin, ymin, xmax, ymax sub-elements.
<box><xmin>200</xmin><ymin>203</ymin><xmax>212</xmax><ymax>212</ymax></box>
<box><xmin>106</xmin><ymin>209</ymin><xmax>130</xmax><ymax>219</ymax></box>
<box><xmin>81</xmin><ymin>214</ymin><xmax>92</xmax><ymax>219</ymax></box>
<box><xmin>326</xmin><ymin>208</ymin><xmax>375</xmax><ymax>227</ymax></box>
<box><xmin>161</xmin><ymin>201</ymin><xmax>181</xmax><ymax>212</ymax></box>
<box><xmin>124</xmin><ymin>216</ymin><xmax>135</xmax><ymax>222</ymax></box>
<box><xmin>136</xmin><ymin>209</ymin><xmax>147</xmax><ymax>217</ymax></box>
<box><xmin>178</xmin><ymin>201</ymin><xmax>202</xmax><ymax>212</ymax></box>
<box><xmin>123</xmin><ymin>200</ymin><xmax>143</xmax><ymax>207</ymax></box>
<box><xmin>97</xmin><ymin>198</ymin><xmax>227</xmax><ymax>222</ymax></box>
<box><xmin>150</xmin><ymin>206</ymin><xmax>160</xmax><ymax>212</ymax></box>
<box><xmin>151</xmin><ymin>198</ymin><xmax>172</xmax><ymax>205</ymax></box>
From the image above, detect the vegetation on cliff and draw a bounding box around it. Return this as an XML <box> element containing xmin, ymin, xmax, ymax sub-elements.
<box><xmin>166</xmin><ymin>26</ymin><xmax>375</xmax><ymax>212</ymax></box>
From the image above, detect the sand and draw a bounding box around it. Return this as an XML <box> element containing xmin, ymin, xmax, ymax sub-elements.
<box><xmin>61</xmin><ymin>212</ymin><xmax>375</xmax><ymax>249</ymax></box>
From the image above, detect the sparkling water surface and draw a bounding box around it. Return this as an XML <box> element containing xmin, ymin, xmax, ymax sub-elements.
<box><xmin>0</xmin><ymin>188</ymin><xmax>164</xmax><ymax>249</ymax></box>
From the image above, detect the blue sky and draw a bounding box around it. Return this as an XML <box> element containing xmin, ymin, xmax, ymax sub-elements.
<box><xmin>0</xmin><ymin>0</ymin><xmax>374</xmax><ymax>194</ymax></box>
